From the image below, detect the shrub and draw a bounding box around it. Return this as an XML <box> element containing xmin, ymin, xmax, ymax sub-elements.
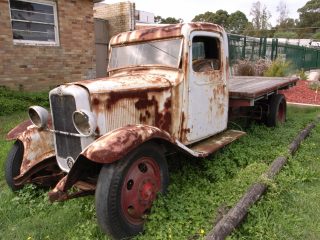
<box><xmin>233</xmin><ymin>59</ymin><xmax>254</xmax><ymax>76</ymax></box>
<box><xmin>0</xmin><ymin>86</ymin><xmax>49</xmax><ymax>116</ymax></box>
<box><xmin>254</xmin><ymin>59</ymin><xmax>272</xmax><ymax>76</ymax></box>
<box><xmin>309</xmin><ymin>81</ymin><xmax>320</xmax><ymax>91</ymax></box>
<box><xmin>263</xmin><ymin>59</ymin><xmax>292</xmax><ymax>77</ymax></box>
<box><xmin>233</xmin><ymin>59</ymin><xmax>271</xmax><ymax>76</ymax></box>
<box><xmin>298</xmin><ymin>69</ymin><xmax>308</xmax><ymax>80</ymax></box>
<box><xmin>312</xmin><ymin>32</ymin><xmax>320</xmax><ymax>41</ymax></box>
<box><xmin>273</xmin><ymin>31</ymin><xmax>298</xmax><ymax>39</ymax></box>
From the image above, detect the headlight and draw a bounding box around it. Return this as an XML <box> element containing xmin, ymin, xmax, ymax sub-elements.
<box><xmin>28</xmin><ymin>106</ymin><xmax>49</xmax><ymax>129</ymax></box>
<box><xmin>72</xmin><ymin>110</ymin><xmax>97</xmax><ymax>136</ymax></box>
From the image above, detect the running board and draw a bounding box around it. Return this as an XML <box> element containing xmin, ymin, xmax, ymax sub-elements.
<box><xmin>175</xmin><ymin>130</ymin><xmax>246</xmax><ymax>158</ymax></box>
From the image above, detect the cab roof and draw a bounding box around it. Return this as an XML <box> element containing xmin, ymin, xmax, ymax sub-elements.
<box><xmin>109</xmin><ymin>22</ymin><xmax>225</xmax><ymax>46</ymax></box>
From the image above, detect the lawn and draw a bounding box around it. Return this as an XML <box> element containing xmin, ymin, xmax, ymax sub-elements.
<box><xmin>0</xmin><ymin>103</ymin><xmax>319</xmax><ymax>239</ymax></box>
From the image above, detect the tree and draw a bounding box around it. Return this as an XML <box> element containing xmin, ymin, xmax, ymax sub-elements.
<box><xmin>192</xmin><ymin>11</ymin><xmax>216</xmax><ymax>23</ymax></box>
<box><xmin>227</xmin><ymin>11</ymin><xmax>248</xmax><ymax>34</ymax></box>
<box><xmin>297</xmin><ymin>0</ymin><xmax>320</xmax><ymax>38</ymax></box>
<box><xmin>155</xmin><ymin>16</ymin><xmax>183</xmax><ymax>24</ymax></box>
<box><xmin>192</xmin><ymin>10</ymin><xmax>248</xmax><ymax>34</ymax></box>
<box><xmin>273</xmin><ymin>18</ymin><xmax>298</xmax><ymax>39</ymax></box>
<box><xmin>250</xmin><ymin>1</ymin><xmax>271</xmax><ymax>37</ymax></box>
<box><xmin>276</xmin><ymin>0</ymin><xmax>289</xmax><ymax>26</ymax></box>
<box><xmin>243</xmin><ymin>22</ymin><xmax>255</xmax><ymax>36</ymax></box>
<box><xmin>312</xmin><ymin>32</ymin><xmax>320</xmax><ymax>40</ymax></box>
<box><xmin>214</xmin><ymin>10</ymin><xmax>229</xmax><ymax>28</ymax></box>
<box><xmin>154</xmin><ymin>16</ymin><xmax>162</xmax><ymax>24</ymax></box>
<box><xmin>192</xmin><ymin>10</ymin><xmax>229</xmax><ymax>27</ymax></box>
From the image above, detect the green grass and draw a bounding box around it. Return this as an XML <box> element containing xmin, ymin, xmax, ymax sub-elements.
<box><xmin>232</xmin><ymin>117</ymin><xmax>320</xmax><ymax>239</ymax></box>
<box><xmin>0</xmin><ymin>87</ymin><xmax>49</xmax><ymax>116</ymax></box>
<box><xmin>0</xmin><ymin>112</ymin><xmax>27</xmax><ymax>181</ymax></box>
<box><xmin>0</xmin><ymin>106</ymin><xmax>319</xmax><ymax>240</ymax></box>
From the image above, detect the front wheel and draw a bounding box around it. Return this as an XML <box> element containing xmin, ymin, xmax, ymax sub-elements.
<box><xmin>95</xmin><ymin>143</ymin><xmax>169</xmax><ymax>239</ymax></box>
<box><xmin>5</xmin><ymin>140</ymin><xmax>24</xmax><ymax>191</ymax></box>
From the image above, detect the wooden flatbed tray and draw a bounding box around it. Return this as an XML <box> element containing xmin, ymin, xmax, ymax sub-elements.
<box><xmin>229</xmin><ymin>76</ymin><xmax>298</xmax><ymax>100</ymax></box>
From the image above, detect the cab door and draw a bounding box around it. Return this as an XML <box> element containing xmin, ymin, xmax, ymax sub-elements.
<box><xmin>186</xmin><ymin>31</ymin><xmax>229</xmax><ymax>143</ymax></box>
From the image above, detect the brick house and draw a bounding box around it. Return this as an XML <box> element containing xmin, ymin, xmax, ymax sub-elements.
<box><xmin>0</xmin><ymin>0</ymin><xmax>102</xmax><ymax>91</ymax></box>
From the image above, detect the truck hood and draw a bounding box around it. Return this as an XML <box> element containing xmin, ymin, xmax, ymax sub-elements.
<box><xmin>71</xmin><ymin>71</ymin><xmax>179</xmax><ymax>94</ymax></box>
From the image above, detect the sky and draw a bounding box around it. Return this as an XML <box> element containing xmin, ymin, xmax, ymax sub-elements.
<box><xmin>103</xmin><ymin>0</ymin><xmax>310</xmax><ymax>26</ymax></box>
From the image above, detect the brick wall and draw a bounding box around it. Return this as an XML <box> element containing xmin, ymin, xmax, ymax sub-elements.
<box><xmin>0</xmin><ymin>0</ymin><xmax>96</xmax><ymax>91</ymax></box>
<box><xmin>94</xmin><ymin>2</ymin><xmax>135</xmax><ymax>41</ymax></box>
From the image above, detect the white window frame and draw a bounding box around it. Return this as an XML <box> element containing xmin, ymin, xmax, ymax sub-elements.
<box><xmin>9</xmin><ymin>0</ymin><xmax>60</xmax><ymax>46</ymax></box>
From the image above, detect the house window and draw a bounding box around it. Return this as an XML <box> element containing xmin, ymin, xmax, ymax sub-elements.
<box><xmin>9</xmin><ymin>0</ymin><xmax>59</xmax><ymax>45</ymax></box>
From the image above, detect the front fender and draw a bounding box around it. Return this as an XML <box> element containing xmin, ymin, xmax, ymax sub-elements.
<box><xmin>81</xmin><ymin>124</ymin><xmax>175</xmax><ymax>164</ymax></box>
<box><xmin>48</xmin><ymin>124</ymin><xmax>175</xmax><ymax>200</ymax></box>
<box><xmin>6</xmin><ymin>120</ymin><xmax>33</xmax><ymax>141</ymax></box>
<box><xmin>9</xmin><ymin>123</ymin><xmax>55</xmax><ymax>177</ymax></box>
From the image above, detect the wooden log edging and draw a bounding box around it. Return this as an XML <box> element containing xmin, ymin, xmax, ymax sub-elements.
<box><xmin>206</xmin><ymin>118</ymin><xmax>320</xmax><ymax>240</ymax></box>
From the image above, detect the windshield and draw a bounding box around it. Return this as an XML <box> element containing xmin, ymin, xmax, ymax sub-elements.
<box><xmin>109</xmin><ymin>38</ymin><xmax>183</xmax><ymax>70</ymax></box>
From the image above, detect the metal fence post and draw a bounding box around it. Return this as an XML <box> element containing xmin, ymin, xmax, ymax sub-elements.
<box><xmin>242</xmin><ymin>36</ymin><xmax>246</xmax><ymax>59</ymax></box>
<box><xmin>259</xmin><ymin>37</ymin><xmax>263</xmax><ymax>58</ymax></box>
<box><xmin>303</xmin><ymin>47</ymin><xmax>306</xmax><ymax>70</ymax></box>
<box><xmin>262</xmin><ymin>37</ymin><xmax>267</xmax><ymax>59</ymax></box>
<box><xmin>275</xmin><ymin>38</ymin><xmax>278</xmax><ymax>60</ymax></box>
<box><xmin>271</xmin><ymin>39</ymin><xmax>275</xmax><ymax>60</ymax></box>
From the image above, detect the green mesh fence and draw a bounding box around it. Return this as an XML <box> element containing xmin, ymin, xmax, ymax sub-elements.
<box><xmin>228</xmin><ymin>34</ymin><xmax>320</xmax><ymax>70</ymax></box>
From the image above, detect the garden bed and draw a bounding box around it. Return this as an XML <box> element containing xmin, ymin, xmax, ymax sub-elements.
<box><xmin>281</xmin><ymin>80</ymin><xmax>320</xmax><ymax>105</ymax></box>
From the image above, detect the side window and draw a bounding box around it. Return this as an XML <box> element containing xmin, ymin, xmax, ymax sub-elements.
<box><xmin>192</xmin><ymin>36</ymin><xmax>220</xmax><ymax>72</ymax></box>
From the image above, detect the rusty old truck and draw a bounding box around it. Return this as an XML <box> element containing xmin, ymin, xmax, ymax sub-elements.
<box><xmin>5</xmin><ymin>23</ymin><xmax>297</xmax><ymax>239</ymax></box>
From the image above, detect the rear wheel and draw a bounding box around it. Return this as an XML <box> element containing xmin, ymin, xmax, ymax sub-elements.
<box><xmin>95</xmin><ymin>143</ymin><xmax>169</xmax><ymax>239</ymax></box>
<box><xmin>5</xmin><ymin>140</ymin><xmax>24</xmax><ymax>191</ymax></box>
<box><xmin>267</xmin><ymin>94</ymin><xmax>287</xmax><ymax>127</ymax></box>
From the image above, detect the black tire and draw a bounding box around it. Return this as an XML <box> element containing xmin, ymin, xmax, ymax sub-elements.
<box><xmin>95</xmin><ymin>143</ymin><xmax>169</xmax><ymax>239</ymax></box>
<box><xmin>5</xmin><ymin>140</ymin><xmax>24</xmax><ymax>191</ymax></box>
<box><xmin>266</xmin><ymin>94</ymin><xmax>287</xmax><ymax>127</ymax></box>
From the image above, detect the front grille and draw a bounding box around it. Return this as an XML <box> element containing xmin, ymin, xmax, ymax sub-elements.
<box><xmin>50</xmin><ymin>94</ymin><xmax>81</xmax><ymax>160</ymax></box>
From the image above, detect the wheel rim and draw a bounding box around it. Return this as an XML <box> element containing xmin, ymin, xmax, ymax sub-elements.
<box><xmin>121</xmin><ymin>157</ymin><xmax>161</xmax><ymax>225</ymax></box>
<box><xmin>277</xmin><ymin>100</ymin><xmax>286</xmax><ymax>123</ymax></box>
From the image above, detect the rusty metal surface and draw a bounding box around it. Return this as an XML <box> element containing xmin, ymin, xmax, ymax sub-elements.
<box><xmin>6</xmin><ymin>120</ymin><xmax>33</xmax><ymax>140</ymax></box>
<box><xmin>72</xmin><ymin>69</ymin><xmax>185</xmax><ymax>141</ymax></box>
<box><xmin>6</xmin><ymin>115</ymin><xmax>60</xmax><ymax>187</ymax></box>
<box><xmin>31</xmin><ymin>172</ymin><xmax>65</xmax><ymax>187</ymax></box>
<box><xmin>109</xmin><ymin>23</ymin><xmax>225</xmax><ymax>46</ymax></box>
<box><xmin>48</xmin><ymin>175</ymin><xmax>95</xmax><ymax>202</ymax></box>
<box><xmin>14</xmin><ymin>157</ymin><xmax>60</xmax><ymax>186</ymax></box>
<box><xmin>48</xmin><ymin>176</ymin><xmax>68</xmax><ymax>201</ymax></box>
<box><xmin>229</xmin><ymin>76</ymin><xmax>299</xmax><ymax>99</ymax></box>
<box><xmin>229</xmin><ymin>99</ymin><xmax>253</xmax><ymax>107</ymax></box>
<box><xmin>185</xmin><ymin>30</ymin><xmax>229</xmax><ymax>143</ymax></box>
<box><xmin>189</xmin><ymin>130</ymin><xmax>245</xmax><ymax>155</ymax></box>
<box><xmin>16</xmin><ymin>125</ymin><xmax>55</xmax><ymax>176</ymax></box>
<box><xmin>65</xmin><ymin>23</ymin><xmax>228</xmax><ymax>146</ymax></box>
<box><xmin>73</xmin><ymin>70</ymin><xmax>173</xmax><ymax>93</ymax></box>
<box><xmin>81</xmin><ymin>124</ymin><xmax>174</xmax><ymax>164</ymax></box>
